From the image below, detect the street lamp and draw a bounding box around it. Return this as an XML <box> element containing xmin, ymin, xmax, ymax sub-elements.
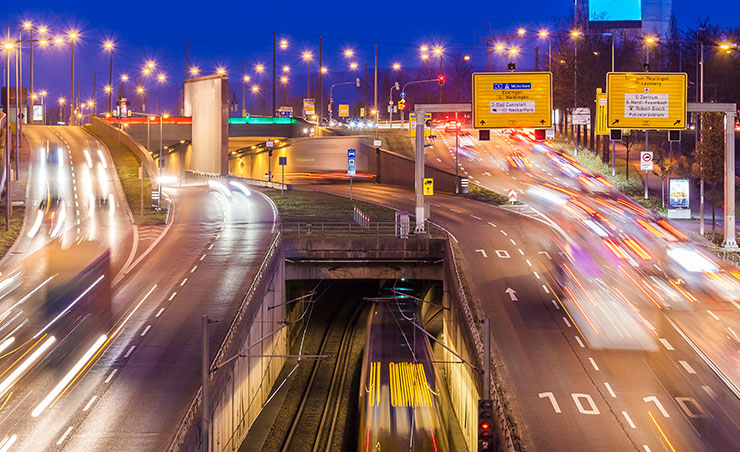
<box><xmin>350</xmin><ymin>62</ymin><xmax>358</xmax><ymax>70</ymax></box>
<box><xmin>216</xmin><ymin>67</ymin><xmax>227</xmax><ymax>76</ymax></box>
<box><xmin>279</xmin><ymin>39</ymin><xmax>288</xmax><ymax>50</ymax></box>
<box><xmin>282</xmin><ymin>65</ymin><xmax>290</xmax><ymax>73</ymax></box>
<box><xmin>136</xmin><ymin>86</ymin><xmax>145</xmax><ymax>112</ymax></box>
<box><xmin>251</xmin><ymin>85</ymin><xmax>260</xmax><ymax>115</ymax></box>
<box><xmin>280</xmin><ymin>75</ymin><xmax>288</xmax><ymax>106</ymax></box>
<box><xmin>302</xmin><ymin>52</ymin><xmax>312</xmax><ymax>98</ymax></box>
<box><xmin>343</xmin><ymin>49</ymin><xmax>354</xmax><ymax>58</ymax></box>
<box><xmin>571</xmin><ymin>29</ymin><xmax>581</xmax><ymax>152</ymax></box>
<box><xmin>104</xmin><ymin>41</ymin><xmax>114</xmax><ymax>114</ymax></box>
<box><xmin>392</xmin><ymin>62</ymin><xmax>401</xmax><ymax>70</ymax></box>
<box><xmin>517</xmin><ymin>28</ymin><xmax>526</xmax><ymax>36</ymax></box>
<box><xmin>58</xmin><ymin>96</ymin><xmax>66</xmax><ymax>123</ymax></box>
<box><xmin>67</xmin><ymin>30</ymin><xmax>79</xmax><ymax>125</ymax></box>
<box><xmin>190</xmin><ymin>67</ymin><xmax>200</xmax><ymax>77</ymax></box>
<box><xmin>538</xmin><ymin>30</ymin><xmax>552</xmax><ymax>70</ymax></box>
<box><xmin>433</xmin><ymin>47</ymin><xmax>444</xmax><ymax>102</ymax></box>
<box><xmin>255</xmin><ymin>64</ymin><xmax>265</xmax><ymax>73</ymax></box>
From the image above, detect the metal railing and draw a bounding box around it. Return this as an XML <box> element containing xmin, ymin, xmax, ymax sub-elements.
<box><xmin>279</xmin><ymin>221</ymin><xmax>443</xmax><ymax>239</ymax></box>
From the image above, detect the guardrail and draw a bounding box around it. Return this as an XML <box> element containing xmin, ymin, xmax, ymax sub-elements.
<box><xmin>279</xmin><ymin>221</ymin><xmax>443</xmax><ymax>239</ymax></box>
<box><xmin>229</xmin><ymin>175</ymin><xmax>291</xmax><ymax>191</ymax></box>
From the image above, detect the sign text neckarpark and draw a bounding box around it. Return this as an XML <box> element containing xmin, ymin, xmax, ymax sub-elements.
<box><xmin>606</xmin><ymin>72</ymin><xmax>687</xmax><ymax>130</ymax></box>
<box><xmin>472</xmin><ymin>72</ymin><xmax>553</xmax><ymax>129</ymax></box>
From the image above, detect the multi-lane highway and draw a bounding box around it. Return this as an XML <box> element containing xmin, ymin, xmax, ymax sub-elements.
<box><xmin>308</xmin><ymin>126</ymin><xmax>740</xmax><ymax>451</ymax></box>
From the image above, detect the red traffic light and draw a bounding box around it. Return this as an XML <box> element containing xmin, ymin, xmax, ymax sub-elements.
<box><xmin>438</xmin><ymin>74</ymin><xmax>445</xmax><ymax>86</ymax></box>
<box><xmin>480</xmin><ymin>422</ymin><xmax>490</xmax><ymax>430</ymax></box>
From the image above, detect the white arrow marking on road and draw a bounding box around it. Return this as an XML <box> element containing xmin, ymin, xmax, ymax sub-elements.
<box><xmin>505</xmin><ymin>288</ymin><xmax>518</xmax><ymax>301</ymax></box>
<box><xmin>538</xmin><ymin>251</ymin><xmax>552</xmax><ymax>260</ymax></box>
<box><xmin>643</xmin><ymin>396</ymin><xmax>670</xmax><ymax>418</ymax></box>
<box><xmin>476</xmin><ymin>249</ymin><xmax>488</xmax><ymax>258</ymax></box>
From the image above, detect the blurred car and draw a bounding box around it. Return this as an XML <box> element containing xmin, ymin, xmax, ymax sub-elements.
<box><xmin>444</xmin><ymin>120</ymin><xmax>460</xmax><ymax>132</ymax></box>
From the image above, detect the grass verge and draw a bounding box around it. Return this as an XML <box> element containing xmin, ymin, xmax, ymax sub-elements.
<box><xmin>262</xmin><ymin>189</ymin><xmax>397</xmax><ymax>223</ymax></box>
<box><xmin>462</xmin><ymin>184</ymin><xmax>509</xmax><ymax>206</ymax></box>
<box><xmin>83</xmin><ymin>125</ymin><xmax>166</xmax><ymax>224</ymax></box>
<box><xmin>0</xmin><ymin>207</ymin><xmax>25</xmax><ymax>260</ymax></box>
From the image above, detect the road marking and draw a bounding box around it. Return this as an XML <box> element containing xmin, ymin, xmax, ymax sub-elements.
<box><xmin>190</xmin><ymin>265</ymin><xmax>198</xmax><ymax>273</ymax></box>
<box><xmin>518</xmin><ymin>249</ymin><xmax>524</xmax><ymax>255</ymax></box>
<box><xmin>538</xmin><ymin>392</ymin><xmax>561</xmax><ymax>413</ymax></box>
<box><xmin>604</xmin><ymin>382</ymin><xmax>616</xmax><ymax>398</ymax></box>
<box><xmin>215</xmin><ymin>233</ymin><xmax>220</xmax><ymax>239</ymax></box>
<box><xmin>200</xmin><ymin>254</ymin><xmax>207</xmax><ymax>261</ymax></box>
<box><xmin>552</xmin><ymin>300</ymin><xmax>560</xmax><ymax>310</ymax></box>
<box><xmin>476</xmin><ymin>249</ymin><xmax>488</xmax><ymax>258</ymax></box>
<box><xmin>538</xmin><ymin>251</ymin><xmax>551</xmax><ymax>259</ymax></box>
<box><xmin>57</xmin><ymin>426</ymin><xmax>73</xmax><ymax>445</ymax></box>
<box><xmin>643</xmin><ymin>396</ymin><xmax>670</xmax><ymax>417</ymax></box>
<box><xmin>450</xmin><ymin>208</ymin><xmax>462</xmax><ymax>214</ymax></box>
<box><xmin>679</xmin><ymin>360</ymin><xmax>696</xmax><ymax>374</ymax></box>
<box><xmin>575</xmin><ymin>336</ymin><xmax>584</xmax><ymax>348</ymax></box>
<box><xmin>562</xmin><ymin>317</ymin><xmax>572</xmax><ymax>328</ymax></box>
<box><xmin>643</xmin><ymin>446</ymin><xmax>652</xmax><ymax>452</ymax></box>
<box><xmin>168</xmin><ymin>292</ymin><xmax>177</xmax><ymax>301</ymax></box>
<box><xmin>83</xmin><ymin>395</ymin><xmax>97</xmax><ymax>412</ymax></box>
<box><xmin>542</xmin><ymin>285</ymin><xmax>550</xmax><ymax>293</ymax></box>
<box><xmin>731</xmin><ymin>300</ymin><xmax>740</xmax><ymax>310</ymax></box>
<box><xmin>141</xmin><ymin>325</ymin><xmax>152</xmax><ymax>337</ymax></box>
<box><xmin>525</xmin><ymin>259</ymin><xmax>532</xmax><ymax>267</ymax></box>
<box><xmin>155</xmin><ymin>307</ymin><xmax>165</xmax><ymax>318</ymax></box>
<box><xmin>437</xmin><ymin>158</ymin><xmax>442</xmax><ymax>162</ymax></box>
<box><xmin>701</xmin><ymin>385</ymin><xmax>716</xmax><ymax>399</ymax></box>
<box><xmin>572</xmin><ymin>393</ymin><xmax>599</xmax><ymax>415</ymax></box>
<box><xmin>622</xmin><ymin>411</ymin><xmax>636</xmax><ymax>428</ymax></box>
<box><xmin>495</xmin><ymin>250</ymin><xmax>510</xmax><ymax>259</ymax></box>
<box><xmin>180</xmin><ymin>278</ymin><xmax>188</xmax><ymax>286</ymax></box>
<box><xmin>208</xmin><ymin>243</ymin><xmax>214</xmax><ymax>250</ymax></box>
<box><xmin>658</xmin><ymin>338</ymin><xmax>674</xmax><ymax>351</ymax></box>
<box><xmin>124</xmin><ymin>345</ymin><xmax>136</xmax><ymax>359</ymax></box>
<box><xmin>470</xmin><ymin>215</ymin><xmax>482</xmax><ymax>220</ymax></box>
<box><xmin>505</xmin><ymin>288</ymin><xmax>518</xmax><ymax>301</ymax></box>
<box><xmin>105</xmin><ymin>369</ymin><xmax>118</xmax><ymax>383</ymax></box>
<box><xmin>509</xmin><ymin>239</ymin><xmax>517</xmax><ymax>246</ymax></box>
<box><xmin>500</xmin><ymin>230</ymin><xmax>508</xmax><ymax>236</ymax></box>
<box><xmin>487</xmin><ymin>222</ymin><xmax>496</xmax><ymax>228</ymax></box>
<box><xmin>707</xmin><ymin>310</ymin><xmax>720</xmax><ymax>320</ymax></box>
<box><xmin>533</xmin><ymin>272</ymin><xmax>541</xmax><ymax>280</ymax></box>
<box><xmin>588</xmin><ymin>358</ymin><xmax>600</xmax><ymax>371</ymax></box>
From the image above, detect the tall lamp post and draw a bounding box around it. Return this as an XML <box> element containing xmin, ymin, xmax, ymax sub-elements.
<box><xmin>67</xmin><ymin>30</ymin><xmax>79</xmax><ymax>125</ymax></box>
<box><xmin>3</xmin><ymin>41</ymin><xmax>13</xmax><ymax>231</ymax></box>
<box><xmin>433</xmin><ymin>47</ymin><xmax>444</xmax><ymax>103</ymax></box>
<box><xmin>104</xmin><ymin>41</ymin><xmax>114</xmax><ymax>115</ymax></box>
<box><xmin>302</xmin><ymin>51</ymin><xmax>312</xmax><ymax>100</ymax></box>
<box><xmin>571</xmin><ymin>29</ymin><xmax>581</xmax><ymax>152</ymax></box>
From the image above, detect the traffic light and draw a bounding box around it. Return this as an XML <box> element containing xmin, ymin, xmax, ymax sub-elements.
<box><xmin>668</xmin><ymin>130</ymin><xmax>680</xmax><ymax>142</ymax></box>
<box><xmin>507</xmin><ymin>62</ymin><xmax>516</xmax><ymax>72</ymax></box>
<box><xmin>643</xmin><ymin>62</ymin><xmax>650</xmax><ymax>72</ymax></box>
<box><xmin>438</xmin><ymin>74</ymin><xmax>445</xmax><ymax>86</ymax></box>
<box><xmin>478</xmin><ymin>399</ymin><xmax>494</xmax><ymax>451</ymax></box>
<box><xmin>610</xmin><ymin>129</ymin><xmax>622</xmax><ymax>141</ymax></box>
<box><xmin>479</xmin><ymin>130</ymin><xmax>490</xmax><ymax>141</ymax></box>
<box><xmin>534</xmin><ymin>129</ymin><xmax>546</xmax><ymax>141</ymax></box>
<box><xmin>398</xmin><ymin>99</ymin><xmax>406</xmax><ymax>110</ymax></box>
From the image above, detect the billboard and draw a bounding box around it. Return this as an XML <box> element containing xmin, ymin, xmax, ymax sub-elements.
<box><xmin>667</xmin><ymin>178</ymin><xmax>690</xmax><ymax>219</ymax></box>
<box><xmin>589</xmin><ymin>0</ymin><xmax>642</xmax><ymax>26</ymax></box>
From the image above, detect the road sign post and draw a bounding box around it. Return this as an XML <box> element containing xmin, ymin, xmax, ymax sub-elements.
<box><xmin>278</xmin><ymin>156</ymin><xmax>287</xmax><ymax>196</ymax></box>
<box><xmin>423</xmin><ymin>178</ymin><xmax>433</xmax><ymax>196</ymax></box>
<box><xmin>348</xmin><ymin>148</ymin><xmax>356</xmax><ymax>200</ymax></box>
<box><xmin>508</xmin><ymin>189</ymin><xmax>517</xmax><ymax>204</ymax></box>
<box><xmin>472</xmin><ymin>72</ymin><xmax>552</xmax><ymax>129</ymax></box>
<box><xmin>640</xmin><ymin>151</ymin><xmax>653</xmax><ymax>200</ymax></box>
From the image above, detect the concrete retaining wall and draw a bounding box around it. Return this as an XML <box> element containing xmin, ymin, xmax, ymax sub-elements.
<box><xmin>89</xmin><ymin>116</ymin><xmax>157</xmax><ymax>179</ymax></box>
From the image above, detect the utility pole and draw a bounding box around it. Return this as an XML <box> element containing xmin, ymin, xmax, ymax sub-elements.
<box><xmin>319</xmin><ymin>35</ymin><xmax>323</xmax><ymax>125</ymax></box>
<box><xmin>5</xmin><ymin>42</ymin><xmax>11</xmax><ymax>231</ymax></box>
<box><xmin>272</xmin><ymin>30</ymin><xmax>276</xmax><ymax>117</ymax></box>
<box><xmin>242</xmin><ymin>59</ymin><xmax>246</xmax><ymax>117</ymax></box>
<box><xmin>374</xmin><ymin>44</ymin><xmax>377</xmax><ymax>123</ymax></box>
<box><xmin>185</xmin><ymin>38</ymin><xmax>189</xmax><ymax>80</ymax></box>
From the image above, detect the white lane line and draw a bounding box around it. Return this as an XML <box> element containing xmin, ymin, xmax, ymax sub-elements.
<box><xmin>487</xmin><ymin>222</ymin><xmax>497</xmax><ymax>228</ymax></box>
<box><xmin>574</xmin><ymin>336</ymin><xmax>585</xmax><ymax>348</ymax></box>
<box><xmin>525</xmin><ymin>259</ymin><xmax>532</xmax><ymax>267</ymax></box>
<box><xmin>509</xmin><ymin>239</ymin><xmax>517</xmax><ymax>246</ymax></box>
<box><xmin>105</xmin><ymin>368</ymin><xmax>118</xmax><ymax>383</ymax></box>
<box><xmin>180</xmin><ymin>278</ymin><xmax>188</xmax><ymax>286</ymax></box>
<box><xmin>450</xmin><ymin>208</ymin><xmax>462</xmax><ymax>214</ymax></box>
<box><xmin>552</xmin><ymin>300</ymin><xmax>560</xmax><ymax>310</ymax></box>
<box><xmin>533</xmin><ymin>272</ymin><xmax>541</xmax><ymax>280</ymax></box>
<box><xmin>156</xmin><ymin>307</ymin><xmax>165</xmax><ymax>318</ymax></box>
<box><xmin>679</xmin><ymin>360</ymin><xmax>696</xmax><ymax>374</ymax></box>
<box><xmin>168</xmin><ymin>292</ymin><xmax>177</xmax><ymax>301</ymax></box>
<box><xmin>562</xmin><ymin>317</ymin><xmax>572</xmax><ymax>328</ymax></box>
<box><xmin>208</xmin><ymin>243</ymin><xmax>214</xmax><ymax>250</ymax></box>
<box><xmin>622</xmin><ymin>411</ymin><xmax>636</xmax><ymax>429</ymax></box>
<box><xmin>500</xmin><ymin>230</ymin><xmax>508</xmax><ymax>236</ymax></box>
<box><xmin>475</xmin><ymin>249</ymin><xmax>488</xmax><ymax>258</ymax></box>
<box><xmin>470</xmin><ymin>215</ymin><xmax>482</xmax><ymax>221</ymax></box>
<box><xmin>588</xmin><ymin>358</ymin><xmax>600</xmax><ymax>371</ymax></box>
<box><xmin>604</xmin><ymin>382</ymin><xmax>616</xmax><ymax>398</ymax></box>
<box><xmin>542</xmin><ymin>285</ymin><xmax>550</xmax><ymax>293</ymax></box>
<box><xmin>702</xmin><ymin>385</ymin><xmax>716</xmax><ymax>399</ymax></box>
<box><xmin>707</xmin><ymin>310</ymin><xmax>720</xmax><ymax>321</ymax></box>
<box><xmin>200</xmin><ymin>254</ymin><xmax>207</xmax><ymax>261</ymax></box>
<box><xmin>124</xmin><ymin>345</ymin><xmax>136</xmax><ymax>359</ymax></box>
<box><xmin>517</xmin><ymin>249</ymin><xmax>525</xmax><ymax>256</ymax></box>
<box><xmin>141</xmin><ymin>325</ymin><xmax>152</xmax><ymax>337</ymax></box>
<box><xmin>643</xmin><ymin>446</ymin><xmax>652</xmax><ymax>452</ymax></box>
<box><xmin>659</xmin><ymin>338</ymin><xmax>674</xmax><ymax>351</ymax></box>
<box><xmin>215</xmin><ymin>233</ymin><xmax>220</xmax><ymax>239</ymax></box>
<box><xmin>57</xmin><ymin>426</ymin><xmax>73</xmax><ymax>445</ymax></box>
<box><xmin>190</xmin><ymin>265</ymin><xmax>198</xmax><ymax>273</ymax></box>
<box><xmin>82</xmin><ymin>395</ymin><xmax>97</xmax><ymax>412</ymax></box>
<box><xmin>730</xmin><ymin>300</ymin><xmax>740</xmax><ymax>310</ymax></box>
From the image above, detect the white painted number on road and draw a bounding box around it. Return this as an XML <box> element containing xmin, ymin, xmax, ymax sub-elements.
<box><xmin>643</xmin><ymin>396</ymin><xmax>670</xmax><ymax>418</ymax></box>
<box><xmin>572</xmin><ymin>393</ymin><xmax>600</xmax><ymax>415</ymax></box>
<box><xmin>476</xmin><ymin>249</ymin><xmax>488</xmax><ymax>258</ymax></box>
<box><xmin>495</xmin><ymin>250</ymin><xmax>510</xmax><ymax>259</ymax></box>
<box><xmin>538</xmin><ymin>392</ymin><xmax>561</xmax><ymax>413</ymax></box>
<box><xmin>675</xmin><ymin>397</ymin><xmax>707</xmax><ymax>419</ymax></box>
<box><xmin>538</xmin><ymin>251</ymin><xmax>552</xmax><ymax>260</ymax></box>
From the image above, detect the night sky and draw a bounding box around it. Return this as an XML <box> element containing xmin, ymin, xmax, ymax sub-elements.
<box><xmin>0</xmin><ymin>1</ymin><xmax>735</xmax><ymax>113</ymax></box>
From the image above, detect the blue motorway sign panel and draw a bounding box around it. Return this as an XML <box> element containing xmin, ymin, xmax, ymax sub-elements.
<box><xmin>348</xmin><ymin>148</ymin><xmax>356</xmax><ymax>176</ymax></box>
<box><xmin>493</xmin><ymin>83</ymin><xmax>531</xmax><ymax>90</ymax></box>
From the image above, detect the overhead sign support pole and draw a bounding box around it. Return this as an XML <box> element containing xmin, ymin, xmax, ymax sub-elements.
<box><xmin>414</xmin><ymin>109</ymin><xmax>426</xmax><ymax>233</ymax></box>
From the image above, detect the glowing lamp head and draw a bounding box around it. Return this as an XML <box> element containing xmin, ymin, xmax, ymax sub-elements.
<box><xmin>243</xmin><ymin>74</ymin><xmax>250</xmax><ymax>82</ymax></box>
<box><xmin>539</xmin><ymin>30</ymin><xmax>549</xmax><ymax>38</ymax></box>
<box><xmin>282</xmin><ymin>65</ymin><xmax>290</xmax><ymax>73</ymax></box>
<box><xmin>251</xmin><ymin>85</ymin><xmax>259</xmax><ymax>93</ymax></box>
<box><xmin>392</xmin><ymin>62</ymin><xmax>401</xmax><ymax>70</ymax></box>
<box><xmin>350</xmin><ymin>62</ymin><xmax>359</xmax><ymax>70</ymax></box>
<box><xmin>517</xmin><ymin>28</ymin><xmax>526</xmax><ymax>36</ymax></box>
<box><xmin>255</xmin><ymin>64</ymin><xmax>265</xmax><ymax>73</ymax></box>
<box><xmin>343</xmin><ymin>49</ymin><xmax>354</xmax><ymax>57</ymax></box>
<box><xmin>463</xmin><ymin>55</ymin><xmax>470</xmax><ymax>61</ymax></box>
<box><xmin>121</xmin><ymin>74</ymin><xmax>129</xmax><ymax>82</ymax></box>
<box><xmin>279</xmin><ymin>39</ymin><xmax>288</xmax><ymax>49</ymax></box>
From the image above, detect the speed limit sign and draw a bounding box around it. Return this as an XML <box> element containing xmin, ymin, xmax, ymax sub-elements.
<box><xmin>640</xmin><ymin>151</ymin><xmax>653</xmax><ymax>171</ymax></box>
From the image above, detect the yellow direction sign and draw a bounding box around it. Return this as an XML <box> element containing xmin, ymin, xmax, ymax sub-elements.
<box><xmin>423</xmin><ymin>178</ymin><xmax>434</xmax><ymax>196</ymax></box>
<box><xmin>606</xmin><ymin>72</ymin><xmax>687</xmax><ymax>130</ymax></box>
<box><xmin>596</xmin><ymin>91</ymin><xmax>608</xmax><ymax>135</ymax></box>
<box><xmin>338</xmin><ymin>104</ymin><xmax>350</xmax><ymax>117</ymax></box>
<box><xmin>410</xmin><ymin>113</ymin><xmax>432</xmax><ymax>138</ymax></box>
<box><xmin>472</xmin><ymin>72</ymin><xmax>552</xmax><ymax>129</ymax></box>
